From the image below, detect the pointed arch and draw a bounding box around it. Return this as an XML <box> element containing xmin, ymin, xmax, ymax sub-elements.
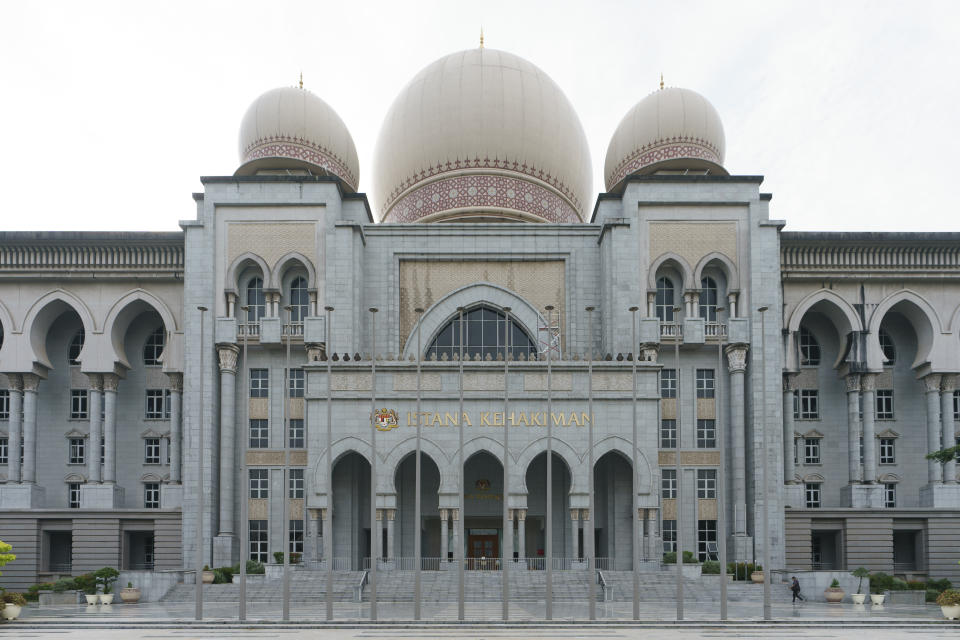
<box><xmin>225</xmin><ymin>252</ymin><xmax>271</xmax><ymax>291</ymax></box>
<box><xmin>648</xmin><ymin>252</ymin><xmax>695</xmax><ymax>291</ymax></box>
<box><xmin>23</xmin><ymin>290</ymin><xmax>96</xmax><ymax>370</ymax></box>
<box><xmin>103</xmin><ymin>289</ymin><xmax>179</xmax><ymax>370</ymax></box>
<box><xmin>461</xmin><ymin>437</ymin><xmax>505</xmax><ymax>467</ymax></box>
<box><xmin>787</xmin><ymin>289</ymin><xmax>862</xmax><ymax>335</ymax></box>
<box><xmin>270</xmin><ymin>251</ymin><xmax>317</xmax><ymax>290</ymax></box>
<box><xmin>381</xmin><ymin>436</ymin><xmax>450</xmax><ymax>494</ymax></box>
<box><xmin>868</xmin><ymin>290</ymin><xmax>943</xmax><ymax>369</ymax></box>
<box><xmin>402</xmin><ymin>283</ymin><xmax>545</xmax><ymax>359</ymax></box>
<box><xmin>693</xmin><ymin>251</ymin><xmax>740</xmax><ymax>291</ymax></box>
<box><xmin>309</xmin><ymin>436</ymin><xmax>371</xmax><ymax>497</ymax></box>
<box><xmin>515</xmin><ymin>437</ymin><xmax>584</xmax><ymax>495</ymax></box>
<box><xmin>593</xmin><ymin>435</ymin><xmax>653</xmax><ymax>495</ymax></box>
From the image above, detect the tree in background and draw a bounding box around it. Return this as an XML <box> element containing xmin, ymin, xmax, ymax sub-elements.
<box><xmin>0</xmin><ymin>539</ymin><xmax>16</xmax><ymax>575</ymax></box>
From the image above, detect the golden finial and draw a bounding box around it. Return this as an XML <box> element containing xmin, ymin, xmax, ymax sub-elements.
<box><xmin>660</xmin><ymin>73</ymin><xmax>664</xmax><ymax>90</ymax></box>
<box><xmin>480</xmin><ymin>26</ymin><xmax>484</xmax><ymax>49</ymax></box>
<box><xmin>299</xmin><ymin>72</ymin><xmax>303</xmax><ymax>89</ymax></box>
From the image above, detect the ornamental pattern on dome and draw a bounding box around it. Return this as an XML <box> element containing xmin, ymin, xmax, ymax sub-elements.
<box><xmin>606</xmin><ymin>137</ymin><xmax>722</xmax><ymax>189</ymax></box>
<box><xmin>243</xmin><ymin>134</ymin><xmax>358</xmax><ymax>189</ymax></box>
<box><xmin>385</xmin><ymin>173</ymin><xmax>578</xmax><ymax>224</ymax></box>
<box><xmin>380</xmin><ymin>157</ymin><xmax>582</xmax><ymax>222</ymax></box>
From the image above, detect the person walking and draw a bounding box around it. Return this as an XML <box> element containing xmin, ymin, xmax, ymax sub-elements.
<box><xmin>791</xmin><ymin>576</ymin><xmax>805</xmax><ymax>603</ymax></box>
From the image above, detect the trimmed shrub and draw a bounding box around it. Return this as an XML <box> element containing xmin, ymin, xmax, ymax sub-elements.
<box><xmin>906</xmin><ymin>580</ymin><xmax>926</xmax><ymax>591</ymax></box>
<box><xmin>936</xmin><ymin>589</ymin><xmax>960</xmax><ymax>606</ymax></box>
<box><xmin>927</xmin><ymin>578</ymin><xmax>952</xmax><ymax>593</ymax></box>
<box><xmin>702</xmin><ymin>560</ymin><xmax>721</xmax><ymax>574</ymax></box>
<box><xmin>891</xmin><ymin>577</ymin><xmax>909</xmax><ymax>591</ymax></box>
<box><xmin>52</xmin><ymin>577</ymin><xmax>76</xmax><ymax>593</ymax></box>
<box><xmin>2</xmin><ymin>592</ymin><xmax>27</xmax><ymax>606</ymax></box>
<box><xmin>927</xmin><ymin>588</ymin><xmax>941</xmax><ymax>603</ymax></box>
<box><xmin>212</xmin><ymin>566</ymin><xmax>234</xmax><ymax>584</ymax></box>
<box><xmin>869</xmin><ymin>572</ymin><xmax>893</xmax><ymax>594</ymax></box>
<box><xmin>662</xmin><ymin>551</ymin><xmax>676</xmax><ymax>564</ymax></box>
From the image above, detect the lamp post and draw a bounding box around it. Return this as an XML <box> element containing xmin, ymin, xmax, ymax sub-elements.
<box><xmin>239</xmin><ymin>305</ymin><xmax>250</xmax><ymax>621</ymax></box>
<box><xmin>758</xmin><ymin>305</ymin><xmax>771</xmax><ymax>620</ymax></box>
<box><xmin>414</xmin><ymin>307</ymin><xmax>424</xmax><ymax>620</ymax></box>
<box><xmin>324</xmin><ymin>305</ymin><xmax>334</xmax><ymax>621</ymax></box>
<box><xmin>196</xmin><ymin>305</ymin><xmax>207</xmax><ymax>621</ymax></box>
<box><xmin>629</xmin><ymin>305</ymin><xmax>639</xmax><ymax>620</ymax></box>
<box><xmin>282</xmin><ymin>305</ymin><xmax>293</xmax><ymax>621</ymax></box>
<box><xmin>673</xmin><ymin>305</ymin><xmax>683</xmax><ymax>621</ymax></box>
<box><xmin>716</xmin><ymin>307</ymin><xmax>728</xmax><ymax>620</ymax></box>
<box><xmin>369</xmin><ymin>307</ymin><xmax>379</xmax><ymax>621</ymax></box>
<box><xmin>544</xmin><ymin>304</ymin><xmax>554</xmax><ymax>620</ymax></box>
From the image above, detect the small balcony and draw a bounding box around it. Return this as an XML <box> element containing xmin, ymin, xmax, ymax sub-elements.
<box><xmin>239</xmin><ymin>322</ymin><xmax>260</xmax><ymax>339</ymax></box>
<box><xmin>282</xmin><ymin>321</ymin><xmax>304</xmax><ymax>339</ymax></box>
<box><xmin>660</xmin><ymin>322</ymin><xmax>683</xmax><ymax>340</ymax></box>
<box><xmin>705</xmin><ymin>322</ymin><xmax>727</xmax><ymax>339</ymax></box>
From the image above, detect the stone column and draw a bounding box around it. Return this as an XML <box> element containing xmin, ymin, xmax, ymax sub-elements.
<box><xmin>439</xmin><ymin>509</ymin><xmax>449</xmax><ymax>562</ymax></box>
<box><xmin>386</xmin><ymin>509</ymin><xmax>395</xmax><ymax>561</ymax></box>
<box><xmin>213</xmin><ymin>345</ymin><xmax>239</xmax><ymax>568</ymax></box>
<box><xmin>87</xmin><ymin>374</ymin><xmax>103</xmax><ymax>483</ymax></box>
<box><xmin>845</xmin><ymin>374</ymin><xmax>862</xmax><ymax>483</ymax></box>
<box><xmin>167</xmin><ymin>373</ymin><xmax>183</xmax><ymax>483</ymax></box>
<box><xmin>306</xmin><ymin>509</ymin><xmax>320</xmax><ymax>563</ymax></box>
<box><xmin>942</xmin><ymin>376</ymin><xmax>958</xmax><ymax>484</ymax></box>
<box><xmin>638</xmin><ymin>508</ymin><xmax>648</xmax><ymax>562</ymax></box>
<box><xmin>725</xmin><ymin>345</ymin><xmax>748</xmax><ymax>534</ymax></box>
<box><xmin>323</xmin><ymin>508</ymin><xmax>333</xmax><ymax>568</ymax></box>
<box><xmin>782</xmin><ymin>373</ymin><xmax>798</xmax><ymax>485</ymax></box>
<box><xmin>862</xmin><ymin>373</ymin><xmax>879</xmax><ymax>483</ymax></box>
<box><xmin>924</xmin><ymin>374</ymin><xmax>943</xmax><ymax>484</ymax></box>
<box><xmin>646</xmin><ymin>508</ymin><xmax>659</xmax><ymax>561</ymax></box>
<box><xmin>517</xmin><ymin>509</ymin><xmax>526</xmax><ymax>559</ymax></box>
<box><xmin>21</xmin><ymin>374</ymin><xmax>40</xmax><ymax>484</ymax></box>
<box><xmin>569</xmin><ymin>509</ymin><xmax>579</xmax><ymax>560</ymax></box>
<box><xmin>375</xmin><ymin>509</ymin><xmax>383</xmax><ymax>563</ymax></box>
<box><xmin>504</xmin><ymin>509</ymin><xmax>513</xmax><ymax>565</ymax></box>
<box><xmin>102</xmin><ymin>374</ymin><xmax>119</xmax><ymax>483</ymax></box>
<box><xmin>6</xmin><ymin>375</ymin><xmax>23</xmax><ymax>483</ymax></box>
<box><xmin>581</xmin><ymin>509</ymin><xmax>591</xmax><ymax>569</ymax></box>
<box><xmin>450</xmin><ymin>509</ymin><xmax>460</xmax><ymax>561</ymax></box>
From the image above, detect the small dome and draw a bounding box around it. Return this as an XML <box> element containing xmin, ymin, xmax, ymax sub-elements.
<box><xmin>236</xmin><ymin>86</ymin><xmax>359</xmax><ymax>191</ymax></box>
<box><xmin>604</xmin><ymin>87</ymin><xmax>726</xmax><ymax>191</ymax></box>
<box><xmin>372</xmin><ymin>48</ymin><xmax>592</xmax><ymax>223</ymax></box>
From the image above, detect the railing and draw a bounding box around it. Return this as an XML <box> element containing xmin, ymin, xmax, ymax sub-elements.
<box><xmin>238</xmin><ymin>322</ymin><xmax>260</xmax><ymax>338</ymax></box>
<box><xmin>127</xmin><ymin>562</ymin><xmax>154</xmax><ymax>570</ymax></box>
<box><xmin>811</xmin><ymin>562</ymin><xmax>837</xmax><ymax>570</ymax></box>
<box><xmin>660</xmin><ymin>322</ymin><xmax>683</xmax><ymax>339</ymax></box>
<box><xmin>282</xmin><ymin>322</ymin><xmax>304</xmax><ymax>338</ymax></box>
<box><xmin>705</xmin><ymin>322</ymin><xmax>727</xmax><ymax>338</ymax></box>
<box><xmin>597</xmin><ymin>570</ymin><xmax>611</xmax><ymax>602</ymax></box>
<box><xmin>48</xmin><ymin>562</ymin><xmax>72</xmax><ymax>573</ymax></box>
<box><xmin>305</xmin><ymin>557</ymin><xmax>353</xmax><ymax>571</ymax></box>
<box><xmin>893</xmin><ymin>562</ymin><xmax>924</xmax><ymax>573</ymax></box>
<box><xmin>353</xmin><ymin>571</ymin><xmax>368</xmax><ymax>603</ymax></box>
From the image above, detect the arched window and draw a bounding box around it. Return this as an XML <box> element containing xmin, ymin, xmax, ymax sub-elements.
<box><xmin>289</xmin><ymin>276</ymin><xmax>309</xmax><ymax>323</ymax></box>
<box><xmin>245</xmin><ymin>277</ymin><xmax>265</xmax><ymax>322</ymax></box>
<box><xmin>68</xmin><ymin>329</ymin><xmax>85</xmax><ymax>365</ymax></box>
<box><xmin>143</xmin><ymin>327</ymin><xmax>165</xmax><ymax>366</ymax></box>
<box><xmin>655</xmin><ymin>277</ymin><xmax>675</xmax><ymax>323</ymax></box>
<box><xmin>798</xmin><ymin>326</ymin><xmax>820</xmax><ymax>366</ymax></box>
<box><xmin>698</xmin><ymin>277</ymin><xmax>718</xmax><ymax>322</ymax></box>
<box><xmin>879</xmin><ymin>329</ymin><xmax>896</xmax><ymax>364</ymax></box>
<box><xmin>427</xmin><ymin>306</ymin><xmax>538</xmax><ymax>360</ymax></box>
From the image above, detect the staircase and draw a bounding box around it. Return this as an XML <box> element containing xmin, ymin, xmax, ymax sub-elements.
<box><xmin>161</xmin><ymin>570</ymin><xmax>361</xmax><ymax>603</ymax></box>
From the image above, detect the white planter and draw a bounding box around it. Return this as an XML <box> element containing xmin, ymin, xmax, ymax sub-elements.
<box><xmin>1</xmin><ymin>603</ymin><xmax>22</xmax><ymax>620</ymax></box>
<box><xmin>85</xmin><ymin>594</ymin><xmax>100</xmax><ymax>605</ymax></box>
<box><xmin>942</xmin><ymin>604</ymin><xmax>960</xmax><ymax>620</ymax></box>
<box><xmin>851</xmin><ymin>593</ymin><xmax>866</xmax><ymax>604</ymax></box>
<box><xmin>100</xmin><ymin>593</ymin><xmax>114</xmax><ymax>604</ymax></box>
<box><xmin>870</xmin><ymin>593</ymin><xmax>885</xmax><ymax>605</ymax></box>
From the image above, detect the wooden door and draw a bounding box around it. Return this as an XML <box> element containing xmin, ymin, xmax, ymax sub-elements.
<box><xmin>467</xmin><ymin>534</ymin><xmax>499</xmax><ymax>569</ymax></box>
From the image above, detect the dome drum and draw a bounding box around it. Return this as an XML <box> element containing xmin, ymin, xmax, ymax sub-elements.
<box><xmin>238</xmin><ymin>135</ymin><xmax>359</xmax><ymax>188</ymax></box>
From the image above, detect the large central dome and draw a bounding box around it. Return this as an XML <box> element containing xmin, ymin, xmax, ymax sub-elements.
<box><xmin>372</xmin><ymin>48</ymin><xmax>592</xmax><ymax>223</ymax></box>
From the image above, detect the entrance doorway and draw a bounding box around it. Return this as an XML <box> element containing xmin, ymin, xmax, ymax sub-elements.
<box><xmin>467</xmin><ymin>530</ymin><xmax>499</xmax><ymax>569</ymax></box>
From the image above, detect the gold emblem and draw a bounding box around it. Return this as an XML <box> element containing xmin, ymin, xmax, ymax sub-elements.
<box><xmin>475</xmin><ymin>479</ymin><xmax>491</xmax><ymax>491</ymax></box>
<box><xmin>373</xmin><ymin>408</ymin><xmax>400</xmax><ymax>432</ymax></box>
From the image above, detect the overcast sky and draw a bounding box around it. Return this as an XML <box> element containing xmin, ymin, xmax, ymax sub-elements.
<box><xmin>2</xmin><ymin>0</ymin><xmax>958</xmax><ymax>232</ymax></box>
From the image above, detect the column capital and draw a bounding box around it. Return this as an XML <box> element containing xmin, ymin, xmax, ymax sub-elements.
<box><xmin>640</xmin><ymin>343</ymin><xmax>659</xmax><ymax>363</ymax></box>
<box><xmin>305</xmin><ymin>343</ymin><xmax>324</xmax><ymax>362</ymax></box>
<box><xmin>923</xmin><ymin>373</ymin><xmax>942</xmax><ymax>394</ymax></box>
<box><xmin>580</xmin><ymin>508</ymin><xmax>590</xmax><ymax>521</ymax></box>
<box><xmin>166</xmin><ymin>372</ymin><xmax>184</xmax><ymax>392</ymax></box>
<box><xmin>376</xmin><ymin>508</ymin><xmax>383</xmax><ymax>521</ymax></box>
<box><xmin>4</xmin><ymin>373</ymin><xmax>24</xmax><ymax>392</ymax></box>
<box><xmin>570</xmin><ymin>508</ymin><xmax>580</xmax><ymax>521</ymax></box>
<box><xmin>102</xmin><ymin>373</ymin><xmax>120</xmax><ymax>392</ymax></box>
<box><xmin>85</xmin><ymin>373</ymin><xmax>104</xmax><ymax>391</ymax></box>
<box><xmin>724</xmin><ymin>344</ymin><xmax>748</xmax><ymax>373</ymax></box>
<box><xmin>216</xmin><ymin>343</ymin><xmax>240</xmax><ymax>373</ymax></box>
<box><xmin>386</xmin><ymin>508</ymin><xmax>395</xmax><ymax>521</ymax></box>
<box><xmin>782</xmin><ymin>372</ymin><xmax>799</xmax><ymax>392</ymax></box>
<box><xmin>844</xmin><ymin>374</ymin><xmax>861</xmax><ymax>393</ymax></box>
<box><xmin>451</xmin><ymin>508</ymin><xmax>459</xmax><ymax>521</ymax></box>
<box><xmin>516</xmin><ymin>509</ymin><xmax>526</xmax><ymax>521</ymax></box>
<box><xmin>22</xmin><ymin>373</ymin><xmax>41</xmax><ymax>392</ymax></box>
<box><xmin>941</xmin><ymin>374</ymin><xmax>958</xmax><ymax>393</ymax></box>
<box><xmin>861</xmin><ymin>372</ymin><xmax>878</xmax><ymax>392</ymax></box>
<box><xmin>439</xmin><ymin>508</ymin><xmax>448</xmax><ymax>520</ymax></box>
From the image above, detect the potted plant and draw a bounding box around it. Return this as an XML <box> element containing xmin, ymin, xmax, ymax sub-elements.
<box><xmin>76</xmin><ymin>573</ymin><xmax>99</xmax><ymax>604</ymax></box>
<box><xmin>273</xmin><ymin>551</ymin><xmax>285</xmax><ymax>565</ymax></box>
<box><xmin>936</xmin><ymin>589</ymin><xmax>960</xmax><ymax>620</ymax></box>
<box><xmin>94</xmin><ymin>567</ymin><xmax>119</xmax><ymax>605</ymax></box>
<box><xmin>824</xmin><ymin>578</ymin><xmax>845</xmax><ymax>603</ymax></box>
<box><xmin>1</xmin><ymin>592</ymin><xmax>27</xmax><ymax>620</ymax></box>
<box><xmin>850</xmin><ymin>567</ymin><xmax>870</xmax><ymax>604</ymax></box>
<box><xmin>751</xmin><ymin>564</ymin><xmax>764</xmax><ymax>584</ymax></box>
<box><xmin>120</xmin><ymin>581</ymin><xmax>141</xmax><ymax>604</ymax></box>
<box><xmin>202</xmin><ymin>565</ymin><xmax>215</xmax><ymax>584</ymax></box>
